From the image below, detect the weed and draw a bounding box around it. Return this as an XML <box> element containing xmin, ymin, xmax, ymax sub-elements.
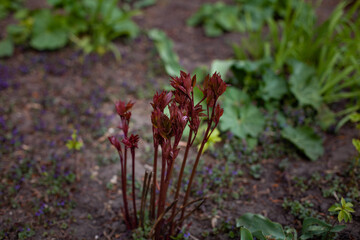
<box><xmin>282</xmin><ymin>198</ymin><xmax>318</xmax><ymax>220</ymax></box>
<box><xmin>17</xmin><ymin>226</ymin><xmax>35</xmax><ymax>240</ymax></box>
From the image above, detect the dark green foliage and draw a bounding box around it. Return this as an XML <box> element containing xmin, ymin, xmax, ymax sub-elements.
<box><xmin>207</xmin><ymin>0</ymin><xmax>360</xmax><ymax>159</ymax></box>
<box><xmin>148</xmin><ymin>29</ymin><xmax>183</xmax><ymax>76</ymax></box>
<box><xmin>187</xmin><ymin>0</ymin><xmax>299</xmax><ymax>37</ymax></box>
<box><xmin>0</xmin><ymin>0</ymin><xmax>139</xmax><ymax>57</ymax></box>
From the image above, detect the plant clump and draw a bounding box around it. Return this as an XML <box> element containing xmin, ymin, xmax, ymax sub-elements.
<box><xmin>108</xmin><ymin>71</ymin><xmax>227</xmax><ymax>239</ymax></box>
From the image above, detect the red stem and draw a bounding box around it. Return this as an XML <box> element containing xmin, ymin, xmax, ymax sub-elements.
<box><xmin>131</xmin><ymin>148</ymin><xmax>138</xmax><ymax>226</ymax></box>
<box><xmin>179</xmin><ymin>102</ymin><xmax>216</xmax><ymax>222</ymax></box>
<box><xmin>119</xmin><ymin>150</ymin><xmax>131</xmax><ymax>229</ymax></box>
<box><xmin>157</xmin><ymin>145</ymin><xmax>167</xmax><ymax>217</ymax></box>
<box><xmin>151</xmin><ymin>144</ymin><xmax>158</xmax><ymax>220</ymax></box>
<box><xmin>155</xmin><ymin>145</ymin><xmax>167</xmax><ymax>239</ymax></box>
<box><xmin>169</xmin><ymin>129</ymin><xmax>193</xmax><ymax>235</ymax></box>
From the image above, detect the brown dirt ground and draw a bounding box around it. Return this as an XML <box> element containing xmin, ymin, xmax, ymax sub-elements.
<box><xmin>0</xmin><ymin>0</ymin><xmax>359</xmax><ymax>240</ymax></box>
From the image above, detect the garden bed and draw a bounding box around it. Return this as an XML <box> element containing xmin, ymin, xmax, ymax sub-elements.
<box><xmin>0</xmin><ymin>0</ymin><xmax>359</xmax><ymax>239</ymax></box>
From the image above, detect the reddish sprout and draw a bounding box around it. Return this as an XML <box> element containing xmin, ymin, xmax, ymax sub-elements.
<box><xmin>108</xmin><ymin>136</ymin><xmax>122</xmax><ymax>152</ymax></box>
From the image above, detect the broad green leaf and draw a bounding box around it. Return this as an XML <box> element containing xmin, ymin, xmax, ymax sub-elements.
<box><xmin>300</xmin><ymin>217</ymin><xmax>344</xmax><ymax>240</ymax></box>
<box><xmin>210</xmin><ymin>59</ymin><xmax>235</xmax><ymax>78</ymax></box>
<box><xmin>192</xmin><ymin>65</ymin><xmax>208</xmax><ymax>83</ymax></box>
<box><xmin>338</xmin><ymin>211</ymin><xmax>345</xmax><ymax>223</ymax></box>
<box><xmin>232</xmin><ymin>58</ymin><xmax>272</xmax><ymax>73</ymax></box>
<box><xmin>349</xmin><ymin>112</ymin><xmax>360</xmax><ymax>123</ymax></box>
<box><xmin>222</xmin><ymin>87</ymin><xmax>251</xmax><ymax>106</ymax></box>
<box><xmin>236</xmin><ymin>213</ymin><xmax>286</xmax><ymax>240</ymax></box>
<box><xmin>317</xmin><ymin>105</ymin><xmax>336</xmax><ymax>130</ymax></box>
<box><xmin>112</xmin><ymin>19</ymin><xmax>139</xmax><ymax>39</ymax></box>
<box><xmin>187</xmin><ymin>3</ymin><xmax>214</xmax><ymax>26</ymax></box>
<box><xmin>204</xmin><ymin>20</ymin><xmax>223</xmax><ymax>37</ymax></box>
<box><xmin>0</xmin><ymin>38</ymin><xmax>14</xmax><ymax>57</ymax></box>
<box><xmin>6</xmin><ymin>24</ymin><xmax>29</xmax><ymax>44</ymax></box>
<box><xmin>47</xmin><ymin>0</ymin><xmax>62</xmax><ymax>6</ymax></box>
<box><xmin>328</xmin><ymin>204</ymin><xmax>338</xmax><ymax>212</ymax></box>
<box><xmin>288</xmin><ymin>59</ymin><xmax>322</xmax><ymax>110</ymax></box>
<box><xmin>260</xmin><ymin>69</ymin><xmax>287</xmax><ymax>101</ymax></box>
<box><xmin>75</xmin><ymin>141</ymin><xmax>83</xmax><ymax>151</ymax></box>
<box><xmin>214</xmin><ymin>7</ymin><xmax>238</xmax><ymax>31</ymax></box>
<box><xmin>148</xmin><ymin>29</ymin><xmax>183</xmax><ymax>76</ymax></box>
<box><xmin>30</xmin><ymin>30</ymin><xmax>68</xmax><ymax>50</ymax></box>
<box><xmin>240</xmin><ymin>227</ymin><xmax>253</xmax><ymax>240</ymax></box>
<box><xmin>30</xmin><ymin>10</ymin><xmax>69</xmax><ymax>50</ymax></box>
<box><xmin>281</xmin><ymin>126</ymin><xmax>324</xmax><ymax>161</ymax></box>
<box><xmin>220</xmin><ymin>88</ymin><xmax>265</xmax><ymax>139</ymax></box>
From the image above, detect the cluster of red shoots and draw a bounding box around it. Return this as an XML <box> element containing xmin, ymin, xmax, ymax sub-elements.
<box><xmin>108</xmin><ymin>71</ymin><xmax>227</xmax><ymax>239</ymax></box>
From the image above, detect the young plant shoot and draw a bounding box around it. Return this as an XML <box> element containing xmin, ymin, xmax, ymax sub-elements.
<box><xmin>108</xmin><ymin>71</ymin><xmax>227</xmax><ymax>239</ymax></box>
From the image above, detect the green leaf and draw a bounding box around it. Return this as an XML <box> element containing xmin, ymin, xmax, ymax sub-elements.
<box><xmin>134</xmin><ymin>0</ymin><xmax>156</xmax><ymax>9</ymax></box>
<box><xmin>328</xmin><ymin>204</ymin><xmax>339</xmax><ymax>212</ymax></box>
<box><xmin>288</xmin><ymin>59</ymin><xmax>322</xmax><ymax>110</ymax></box>
<box><xmin>210</xmin><ymin>59</ymin><xmax>235</xmax><ymax>78</ymax></box>
<box><xmin>240</xmin><ymin>227</ymin><xmax>254</xmax><ymax>240</ymax></box>
<box><xmin>300</xmin><ymin>217</ymin><xmax>345</xmax><ymax>240</ymax></box>
<box><xmin>236</xmin><ymin>213</ymin><xmax>286</xmax><ymax>240</ymax></box>
<box><xmin>192</xmin><ymin>65</ymin><xmax>208</xmax><ymax>83</ymax></box>
<box><xmin>47</xmin><ymin>0</ymin><xmax>62</xmax><ymax>6</ymax></box>
<box><xmin>338</xmin><ymin>211</ymin><xmax>345</xmax><ymax>222</ymax></box>
<box><xmin>317</xmin><ymin>105</ymin><xmax>336</xmax><ymax>130</ymax></box>
<box><xmin>232</xmin><ymin>58</ymin><xmax>272</xmax><ymax>73</ymax></box>
<box><xmin>204</xmin><ymin>20</ymin><xmax>224</xmax><ymax>37</ymax></box>
<box><xmin>30</xmin><ymin>10</ymin><xmax>69</xmax><ymax>50</ymax></box>
<box><xmin>260</xmin><ymin>69</ymin><xmax>288</xmax><ymax>101</ymax></box>
<box><xmin>341</xmin><ymin>197</ymin><xmax>346</xmax><ymax>206</ymax></box>
<box><xmin>352</xmin><ymin>139</ymin><xmax>360</xmax><ymax>153</ymax></box>
<box><xmin>220</xmin><ymin>88</ymin><xmax>265</xmax><ymax>139</ymax></box>
<box><xmin>349</xmin><ymin>113</ymin><xmax>360</xmax><ymax>123</ymax></box>
<box><xmin>148</xmin><ymin>29</ymin><xmax>183</xmax><ymax>76</ymax></box>
<box><xmin>281</xmin><ymin>126</ymin><xmax>324</xmax><ymax>161</ymax></box>
<box><xmin>222</xmin><ymin>87</ymin><xmax>251</xmax><ymax>106</ymax></box>
<box><xmin>0</xmin><ymin>38</ymin><xmax>14</xmax><ymax>57</ymax></box>
<box><xmin>111</xmin><ymin>19</ymin><xmax>139</xmax><ymax>39</ymax></box>
<box><xmin>75</xmin><ymin>141</ymin><xmax>83</xmax><ymax>151</ymax></box>
<box><xmin>6</xmin><ymin>24</ymin><xmax>29</xmax><ymax>44</ymax></box>
<box><xmin>30</xmin><ymin>30</ymin><xmax>68</xmax><ymax>50</ymax></box>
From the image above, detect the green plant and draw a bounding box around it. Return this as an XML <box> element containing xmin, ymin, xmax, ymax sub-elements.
<box><xmin>17</xmin><ymin>226</ymin><xmax>35</xmax><ymax>240</ymax></box>
<box><xmin>328</xmin><ymin>198</ymin><xmax>355</xmax><ymax>223</ymax></box>
<box><xmin>66</xmin><ymin>130</ymin><xmax>83</xmax><ymax>180</ymax></box>
<box><xmin>281</xmin><ymin>126</ymin><xmax>323</xmax><ymax>161</ymax></box>
<box><xmin>66</xmin><ymin>130</ymin><xmax>84</xmax><ymax>151</ymax></box>
<box><xmin>219</xmin><ymin>87</ymin><xmax>265</xmax><ymax>148</ymax></box>
<box><xmin>350</xmin><ymin>112</ymin><xmax>360</xmax><ymax>156</ymax></box>
<box><xmin>108</xmin><ymin>71</ymin><xmax>227</xmax><ymax>238</ymax></box>
<box><xmin>0</xmin><ymin>0</ymin><xmax>23</xmax><ymax>20</ymax></box>
<box><xmin>187</xmin><ymin>2</ymin><xmax>241</xmax><ymax>37</ymax></box>
<box><xmin>0</xmin><ymin>0</ymin><xmax>139</xmax><ymax>58</ymax></box>
<box><xmin>217</xmin><ymin>201</ymin><xmax>352</xmax><ymax>240</ymax></box>
<box><xmin>148</xmin><ymin>29</ymin><xmax>183</xmax><ymax>76</ymax></box>
<box><xmin>282</xmin><ymin>198</ymin><xmax>317</xmax><ymax>220</ymax></box>
<box><xmin>187</xmin><ymin>0</ymin><xmax>298</xmax><ymax>37</ymax></box>
<box><xmin>206</xmin><ymin>0</ymin><xmax>360</xmax><ymax>159</ymax></box>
